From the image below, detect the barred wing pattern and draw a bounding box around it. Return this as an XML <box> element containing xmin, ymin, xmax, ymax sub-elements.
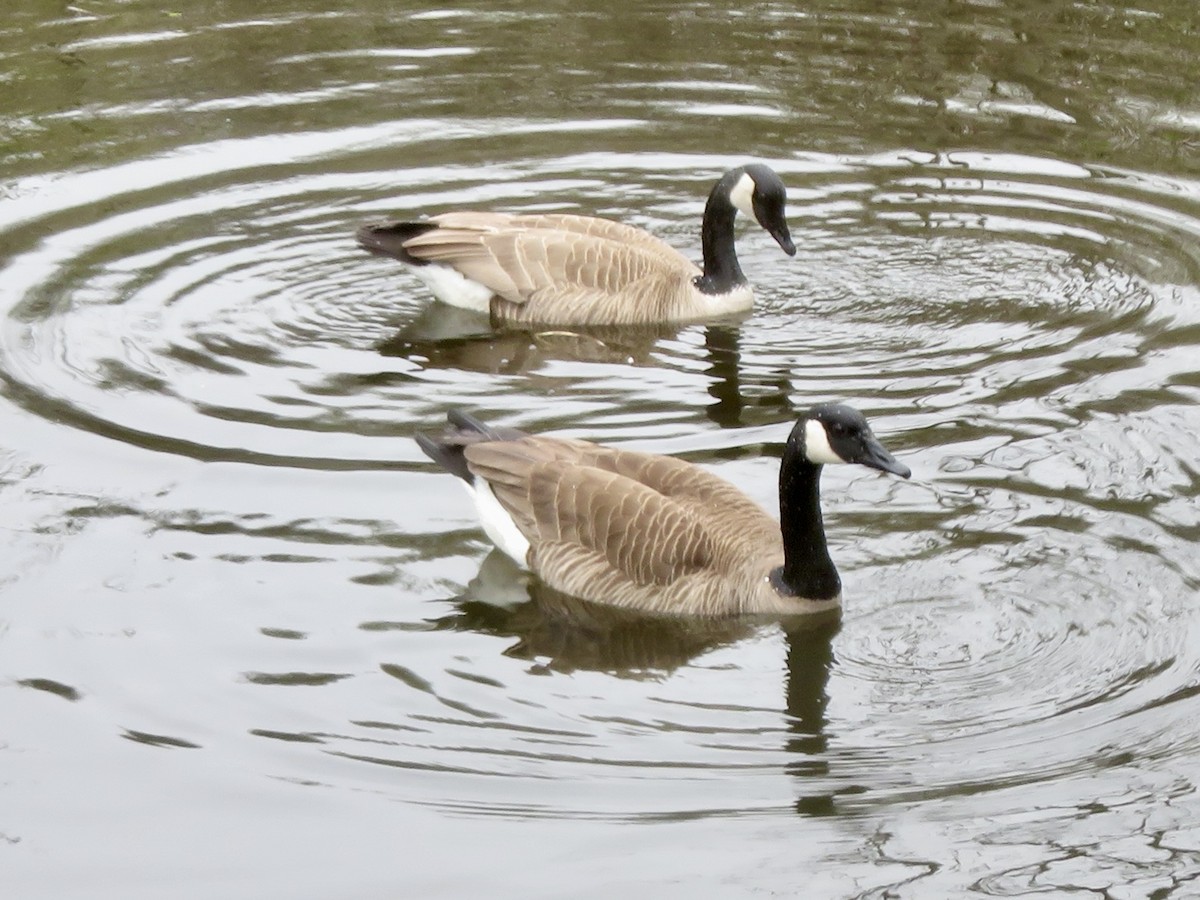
<box><xmin>399</xmin><ymin>212</ymin><xmax>702</xmax><ymax>325</ymax></box>
<box><xmin>464</xmin><ymin>437</ymin><xmax>782</xmax><ymax>614</ymax></box>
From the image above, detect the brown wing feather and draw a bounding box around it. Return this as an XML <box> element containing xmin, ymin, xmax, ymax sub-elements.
<box><xmin>528</xmin><ymin>464</ymin><xmax>714</xmax><ymax>585</ymax></box>
<box><xmin>492</xmin><ymin>275</ymin><xmax>689</xmax><ymax>326</ymax></box>
<box><xmin>432</xmin><ymin>212</ymin><xmax>682</xmax><ymax>255</ymax></box>
<box><xmin>464</xmin><ymin>439</ymin><xmax>779</xmax><ymax>598</ymax></box>
<box><xmin>530</xmin><ymin>542</ymin><xmax>741</xmax><ymax>615</ymax></box>
<box><xmin>399</xmin><ymin>213</ymin><xmax>699</xmax><ymax>318</ymax></box>
<box><xmin>577</xmin><ymin>447</ymin><xmax>780</xmax><ymax>549</ymax></box>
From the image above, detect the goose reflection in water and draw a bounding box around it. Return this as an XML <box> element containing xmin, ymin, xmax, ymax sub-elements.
<box><xmin>428</xmin><ymin>550</ymin><xmax>842</xmax><ymax>814</ymax></box>
<box><xmin>375</xmin><ymin>303</ymin><xmax>680</xmax><ymax>374</ymax></box>
<box><xmin>429</xmin><ymin>549</ymin><xmax>839</xmax><ymax>720</ymax></box>
<box><xmin>377</xmin><ymin>310</ymin><xmax>795</xmax><ymax>430</ymax></box>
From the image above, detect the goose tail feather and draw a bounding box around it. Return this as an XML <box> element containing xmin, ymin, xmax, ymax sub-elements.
<box><xmin>416</xmin><ymin>411</ymin><xmax>527</xmax><ymax>484</ymax></box>
<box><xmin>357</xmin><ymin>222</ymin><xmax>438</xmax><ymax>265</ymax></box>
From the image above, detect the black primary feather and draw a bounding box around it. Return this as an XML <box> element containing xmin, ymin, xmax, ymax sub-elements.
<box><xmin>356</xmin><ymin>222</ymin><xmax>438</xmax><ymax>266</ymax></box>
<box><xmin>416</xmin><ymin>411</ymin><xmax>527</xmax><ymax>484</ymax></box>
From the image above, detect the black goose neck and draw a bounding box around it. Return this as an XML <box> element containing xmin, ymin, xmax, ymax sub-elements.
<box><xmin>772</xmin><ymin>437</ymin><xmax>841</xmax><ymax>601</ymax></box>
<box><xmin>694</xmin><ymin>170</ymin><xmax>747</xmax><ymax>296</ymax></box>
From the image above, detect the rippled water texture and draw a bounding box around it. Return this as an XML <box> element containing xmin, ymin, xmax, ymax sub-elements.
<box><xmin>4</xmin><ymin>2</ymin><xmax>1200</xmax><ymax>897</ymax></box>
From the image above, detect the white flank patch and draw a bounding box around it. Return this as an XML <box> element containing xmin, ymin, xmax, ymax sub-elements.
<box><xmin>410</xmin><ymin>263</ymin><xmax>494</xmax><ymax>313</ymax></box>
<box><xmin>467</xmin><ymin>479</ymin><xmax>531</xmax><ymax>567</ymax></box>
<box><xmin>729</xmin><ymin>171</ymin><xmax>757</xmax><ymax>220</ymax></box>
<box><xmin>804</xmin><ymin>419</ymin><xmax>845</xmax><ymax>465</ymax></box>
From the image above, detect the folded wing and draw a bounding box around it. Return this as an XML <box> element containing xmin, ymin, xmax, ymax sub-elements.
<box><xmin>399</xmin><ymin>212</ymin><xmax>699</xmax><ymax>323</ymax></box>
<box><xmin>464</xmin><ymin>438</ymin><xmax>777</xmax><ymax>601</ymax></box>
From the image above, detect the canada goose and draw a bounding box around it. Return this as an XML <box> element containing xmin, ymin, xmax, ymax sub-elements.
<box><xmin>356</xmin><ymin>164</ymin><xmax>796</xmax><ymax>327</ymax></box>
<box><xmin>416</xmin><ymin>404</ymin><xmax>910</xmax><ymax>617</ymax></box>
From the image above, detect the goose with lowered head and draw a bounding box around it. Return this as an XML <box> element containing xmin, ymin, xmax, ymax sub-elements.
<box><xmin>415</xmin><ymin>404</ymin><xmax>910</xmax><ymax>617</ymax></box>
<box><xmin>356</xmin><ymin>164</ymin><xmax>795</xmax><ymax>327</ymax></box>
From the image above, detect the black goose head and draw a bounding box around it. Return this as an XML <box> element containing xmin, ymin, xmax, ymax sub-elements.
<box><xmin>799</xmin><ymin>404</ymin><xmax>911</xmax><ymax>478</ymax></box>
<box><xmin>729</xmin><ymin>164</ymin><xmax>796</xmax><ymax>257</ymax></box>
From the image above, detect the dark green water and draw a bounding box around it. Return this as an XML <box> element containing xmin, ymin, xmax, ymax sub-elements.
<box><xmin>3</xmin><ymin>2</ymin><xmax>1200</xmax><ymax>897</ymax></box>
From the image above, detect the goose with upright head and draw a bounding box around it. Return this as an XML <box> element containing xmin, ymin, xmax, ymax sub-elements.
<box><xmin>356</xmin><ymin>164</ymin><xmax>796</xmax><ymax>328</ymax></box>
<box><xmin>416</xmin><ymin>404</ymin><xmax>910</xmax><ymax>617</ymax></box>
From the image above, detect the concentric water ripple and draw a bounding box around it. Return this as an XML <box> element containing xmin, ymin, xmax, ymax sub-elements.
<box><xmin>5</xmin><ymin>148</ymin><xmax>1196</xmax><ymax>451</ymax></box>
<box><xmin>5</xmin><ymin>0</ymin><xmax>1200</xmax><ymax>894</ymax></box>
<box><xmin>2</xmin><ymin>142</ymin><xmax>1200</xmax><ymax>900</ymax></box>
<box><xmin>6</xmin><ymin>140</ymin><xmax>1199</xmax><ymax>832</ymax></box>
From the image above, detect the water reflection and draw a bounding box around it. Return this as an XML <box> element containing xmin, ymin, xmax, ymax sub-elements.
<box><xmin>423</xmin><ymin>547</ymin><xmax>847</xmax><ymax>821</ymax></box>
<box><xmin>376</xmin><ymin>310</ymin><xmax>677</xmax><ymax>374</ymax></box>
<box><xmin>428</xmin><ymin>550</ymin><xmax>842</xmax><ymax>679</ymax></box>
<box><xmin>377</xmin><ymin>314</ymin><xmax>795</xmax><ymax>429</ymax></box>
<box><xmin>5</xmin><ymin>0</ymin><xmax>1200</xmax><ymax>896</ymax></box>
<box><xmin>702</xmin><ymin>325</ymin><xmax>795</xmax><ymax>428</ymax></box>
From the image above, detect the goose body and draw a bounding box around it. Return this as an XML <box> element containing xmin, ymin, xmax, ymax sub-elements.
<box><xmin>357</xmin><ymin>165</ymin><xmax>796</xmax><ymax>327</ymax></box>
<box><xmin>416</xmin><ymin>405</ymin><xmax>910</xmax><ymax>617</ymax></box>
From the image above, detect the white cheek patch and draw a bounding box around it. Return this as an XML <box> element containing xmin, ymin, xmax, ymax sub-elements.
<box><xmin>804</xmin><ymin>419</ymin><xmax>845</xmax><ymax>465</ymax></box>
<box><xmin>468</xmin><ymin>479</ymin><xmax>532</xmax><ymax>567</ymax></box>
<box><xmin>729</xmin><ymin>172</ymin><xmax>757</xmax><ymax>220</ymax></box>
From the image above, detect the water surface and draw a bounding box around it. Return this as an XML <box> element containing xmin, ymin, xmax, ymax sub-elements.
<box><xmin>3</xmin><ymin>2</ymin><xmax>1200</xmax><ymax>897</ymax></box>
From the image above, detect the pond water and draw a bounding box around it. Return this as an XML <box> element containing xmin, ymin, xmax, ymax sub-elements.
<box><xmin>3</xmin><ymin>1</ymin><xmax>1200</xmax><ymax>897</ymax></box>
